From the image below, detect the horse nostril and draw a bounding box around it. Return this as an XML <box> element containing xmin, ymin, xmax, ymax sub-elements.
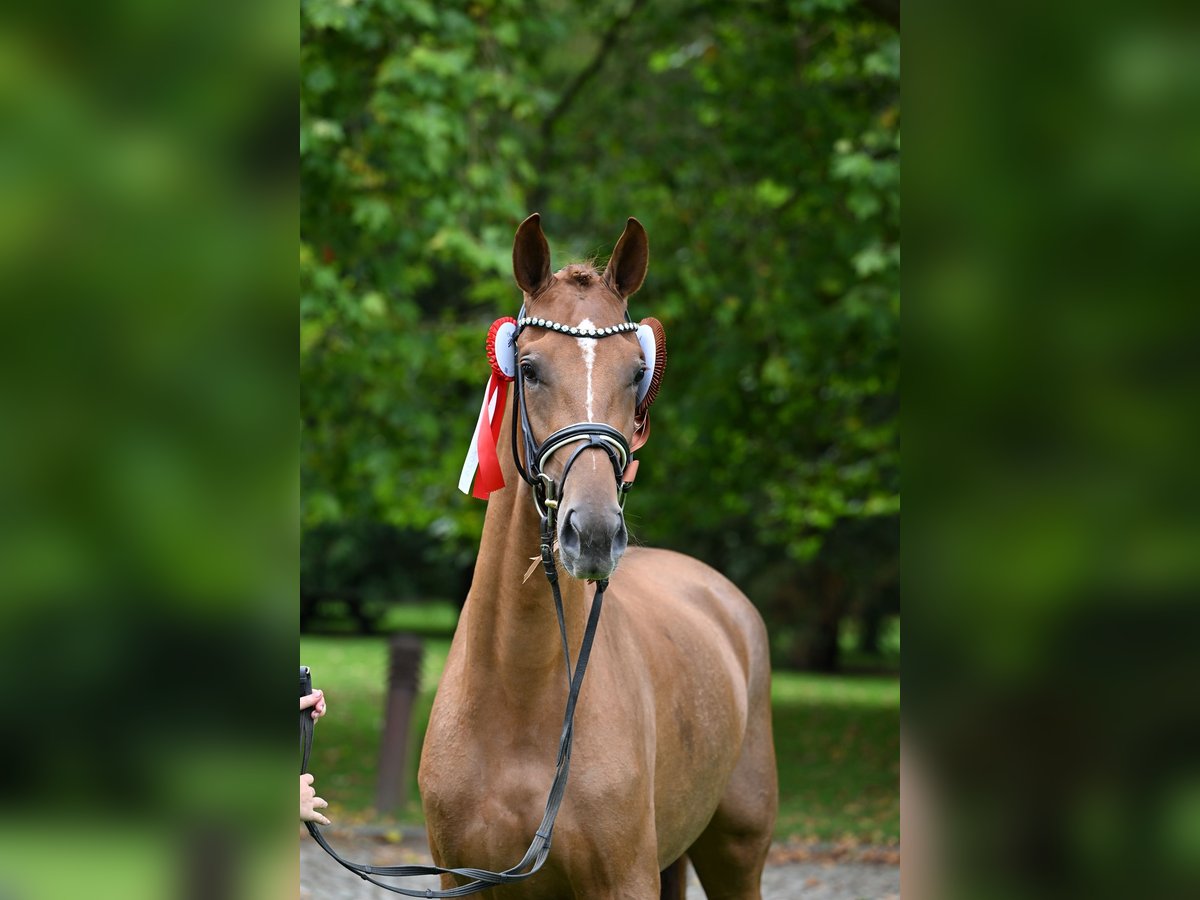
<box><xmin>612</xmin><ymin>518</ymin><xmax>628</xmax><ymax>557</ymax></box>
<box><xmin>559</xmin><ymin>509</ymin><xmax>582</xmax><ymax>557</ymax></box>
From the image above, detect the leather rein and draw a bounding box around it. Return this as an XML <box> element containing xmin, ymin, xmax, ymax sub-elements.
<box><xmin>300</xmin><ymin>315</ymin><xmax>641</xmax><ymax>896</ymax></box>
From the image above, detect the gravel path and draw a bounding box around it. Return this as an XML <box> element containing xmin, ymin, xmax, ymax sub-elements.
<box><xmin>299</xmin><ymin>828</ymin><xmax>899</xmax><ymax>899</ymax></box>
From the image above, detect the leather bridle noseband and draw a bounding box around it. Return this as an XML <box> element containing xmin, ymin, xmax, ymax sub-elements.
<box><xmin>300</xmin><ymin>312</ymin><xmax>644</xmax><ymax>897</ymax></box>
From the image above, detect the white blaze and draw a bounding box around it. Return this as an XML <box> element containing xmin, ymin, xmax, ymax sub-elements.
<box><xmin>577</xmin><ymin>317</ymin><xmax>598</xmax><ymax>425</ymax></box>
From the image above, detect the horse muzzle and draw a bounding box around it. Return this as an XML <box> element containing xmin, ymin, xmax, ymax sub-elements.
<box><xmin>558</xmin><ymin>501</ymin><xmax>628</xmax><ymax>581</ymax></box>
<box><xmin>528</xmin><ymin>421</ymin><xmax>632</xmax><ymax>581</ymax></box>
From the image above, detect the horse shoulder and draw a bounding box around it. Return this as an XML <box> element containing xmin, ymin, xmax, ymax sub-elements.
<box><xmin>617</xmin><ymin>546</ymin><xmax>770</xmax><ymax>680</ymax></box>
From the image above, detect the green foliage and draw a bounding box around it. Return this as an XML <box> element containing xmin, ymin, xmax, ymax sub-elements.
<box><xmin>301</xmin><ymin>0</ymin><xmax>538</xmax><ymax>549</ymax></box>
<box><xmin>301</xmin><ymin>0</ymin><xmax>899</xmax><ymax>661</ymax></box>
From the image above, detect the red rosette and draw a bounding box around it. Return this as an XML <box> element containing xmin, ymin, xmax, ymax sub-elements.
<box><xmin>486</xmin><ymin>317</ymin><xmax>518</xmax><ymax>382</ymax></box>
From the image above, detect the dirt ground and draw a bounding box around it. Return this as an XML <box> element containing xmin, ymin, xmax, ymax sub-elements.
<box><xmin>299</xmin><ymin>828</ymin><xmax>900</xmax><ymax>899</ymax></box>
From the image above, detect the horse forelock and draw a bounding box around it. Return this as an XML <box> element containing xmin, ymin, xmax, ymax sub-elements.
<box><xmin>558</xmin><ymin>262</ymin><xmax>599</xmax><ymax>285</ymax></box>
<box><xmin>527</xmin><ymin>261</ymin><xmax>626</xmax><ymax>314</ymax></box>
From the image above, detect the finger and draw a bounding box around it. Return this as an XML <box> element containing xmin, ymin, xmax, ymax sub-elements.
<box><xmin>301</xmin><ymin>773</ymin><xmax>314</xmax><ymax>786</ymax></box>
<box><xmin>302</xmin><ymin>807</ymin><xmax>331</xmax><ymax>825</ymax></box>
<box><xmin>300</xmin><ymin>690</ymin><xmax>323</xmax><ymax>710</ymax></box>
<box><xmin>314</xmin><ymin>797</ymin><xmax>328</xmax><ymax>810</ymax></box>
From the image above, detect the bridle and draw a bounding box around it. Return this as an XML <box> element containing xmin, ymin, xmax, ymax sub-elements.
<box><xmin>300</xmin><ymin>311</ymin><xmax>657</xmax><ymax>897</ymax></box>
<box><xmin>509</xmin><ymin>311</ymin><xmax>640</xmax><ymax>535</ymax></box>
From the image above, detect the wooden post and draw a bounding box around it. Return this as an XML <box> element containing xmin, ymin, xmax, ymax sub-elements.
<box><xmin>375</xmin><ymin>632</ymin><xmax>423</xmax><ymax>814</ymax></box>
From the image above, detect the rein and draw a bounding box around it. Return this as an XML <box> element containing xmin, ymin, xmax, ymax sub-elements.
<box><xmin>300</xmin><ymin>314</ymin><xmax>642</xmax><ymax>895</ymax></box>
<box><xmin>301</xmin><ymin>557</ymin><xmax>607</xmax><ymax>896</ymax></box>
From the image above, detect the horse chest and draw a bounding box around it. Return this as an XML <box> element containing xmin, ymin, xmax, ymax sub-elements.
<box><xmin>425</xmin><ymin>717</ymin><xmax>647</xmax><ymax>820</ymax></box>
<box><xmin>422</xmin><ymin>689</ymin><xmax>653</xmax><ymax>872</ymax></box>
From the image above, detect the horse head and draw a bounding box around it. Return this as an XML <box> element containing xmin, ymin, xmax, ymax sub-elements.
<box><xmin>511</xmin><ymin>214</ymin><xmax>653</xmax><ymax>581</ymax></box>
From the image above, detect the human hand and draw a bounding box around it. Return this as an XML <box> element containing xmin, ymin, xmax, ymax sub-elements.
<box><xmin>300</xmin><ymin>688</ymin><xmax>326</xmax><ymax>721</ymax></box>
<box><xmin>300</xmin><ymin>773</ymin><xmax>330</xmax><ymax>825</ymax></box>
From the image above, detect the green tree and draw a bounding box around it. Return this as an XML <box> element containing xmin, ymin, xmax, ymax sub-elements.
<box><xmin>301</xmin><ymin>0</ymin><xmax>899</xmax><ymax>668</ymax></box>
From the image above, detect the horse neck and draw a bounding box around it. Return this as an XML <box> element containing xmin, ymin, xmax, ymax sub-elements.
<box><xmin>463</xmin><ymin>407</ymin><xmax>589</xmax><ymax>693</ymax></box>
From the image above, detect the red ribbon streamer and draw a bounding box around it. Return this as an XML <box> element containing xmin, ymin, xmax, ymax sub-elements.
<box><xmin>471</xmin><ymin>372</ymin><xmax>509</xmax><ymax>499</ymax></box>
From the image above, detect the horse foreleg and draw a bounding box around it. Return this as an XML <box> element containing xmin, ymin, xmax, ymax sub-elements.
<box><xmin>687</xmin><ymin>685</ymin><xmax>777</xmax><ymax>900</ymax></box>
<box><xmin>659</xmin><ymin>855</ymin><xmax>687</xmax><ymax>900</ymax></box>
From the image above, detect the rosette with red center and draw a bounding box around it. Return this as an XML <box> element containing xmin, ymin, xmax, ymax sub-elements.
<box><xmin>458</xmin><ymin>317</ymin><xmax>518</xmax><ymax>498</ymax></box>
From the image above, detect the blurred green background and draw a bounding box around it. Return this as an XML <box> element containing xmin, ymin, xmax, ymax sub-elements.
<box><xmin>905</xmin><ymin>2</ymin><xmax>1200</xmax><ymax>899</ymax></box>
<box><xmin>0</xmin><ymin>2</ymin><xmax>297</xmax><ymax>898</ymax></box>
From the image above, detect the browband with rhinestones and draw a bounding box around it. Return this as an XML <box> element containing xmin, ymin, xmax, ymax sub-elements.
<box><xmin>516</xmin><ymin>317</ymin><xmax>639</xmax><ymax>338</ymax></box>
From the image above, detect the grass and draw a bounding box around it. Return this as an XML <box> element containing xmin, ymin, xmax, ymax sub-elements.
<box><xmin>771</xmin><ymin>672</ymin><xmax>899</xmax><ymax>844</ymax></box>
<box><xmin>301</xmin><ymin>605</ymin><xmax>899</xmax><ymax>845</ymax></box>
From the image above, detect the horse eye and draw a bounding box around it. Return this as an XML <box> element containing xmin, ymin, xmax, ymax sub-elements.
<box><xmin>633</xmin><ymin>366</ymin><xmax>647</xmax><ymax>387</ymax></box>
<box><xmin>520</xmin><ymin>361</ymin><xmax>539</xmax><ymax>383</ymax></box>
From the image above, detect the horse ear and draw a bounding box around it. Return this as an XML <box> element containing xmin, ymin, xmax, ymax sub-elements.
<box><xmin>513</xmin><ymin>213</ymin><xmax>553</xmax><ymax>297</ymax></box>
<box><xmin>603</xmin><ymin>217</ymin><xmax>649</xmax><ymax>299</ymax></box>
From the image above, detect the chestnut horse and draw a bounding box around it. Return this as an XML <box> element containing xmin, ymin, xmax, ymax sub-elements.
<box><xmin>419</xmin><ymin>215</ymin><xmax>777</xmax><ymax>899</ymax></box>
